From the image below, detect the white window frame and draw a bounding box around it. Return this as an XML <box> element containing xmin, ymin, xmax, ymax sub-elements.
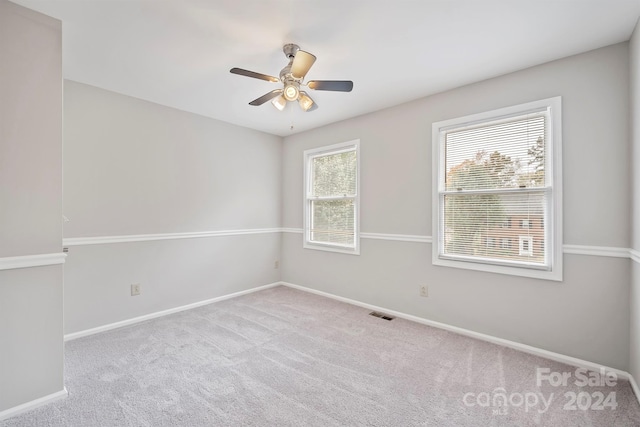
<box><xmin>432</xmin><ymin>97</ymin><xmax>563</xmax><ymax>281</ymax></box>
<box><xmin>303</xmin><ymin>140</ymin><xmax>360</xmax><ymax>255</ymax></box>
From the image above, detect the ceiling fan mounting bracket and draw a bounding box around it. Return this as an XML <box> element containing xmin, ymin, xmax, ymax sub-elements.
<box><xmin>282</xmin><ymin>43</ymin><xmax>300</xmax><ymax>60</ymax></box>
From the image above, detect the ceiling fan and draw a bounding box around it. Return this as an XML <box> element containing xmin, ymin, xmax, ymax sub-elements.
<box><xmin>230</xmin><ymin>44</ymin><xmax>353</xmax><ymax>112</ymax></box>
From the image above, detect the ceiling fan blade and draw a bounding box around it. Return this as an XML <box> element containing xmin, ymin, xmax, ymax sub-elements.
<box><xmin>290</xmin><ymin>50</ymin><xmax>316</xmax><ymax>79</ymax></box>
<box><xmin>230</xmin><ymin>67</ymin><xmax>279</xmax><ymax>83</ymax></box>
<box><xmin>307</xmin><ymin>80</ymin><xmax>353</xmax><ymax>92</ymax></box>
<box><xmin>249</xmin><ymin>89</ymin><xmax>283</xmax><ymax>106</ymax></box>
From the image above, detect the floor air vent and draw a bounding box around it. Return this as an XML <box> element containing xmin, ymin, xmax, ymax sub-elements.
<box><xmin>369</xmin><ymin>311</ymin><xmax>395</xmax><ymax>321</ymax></box>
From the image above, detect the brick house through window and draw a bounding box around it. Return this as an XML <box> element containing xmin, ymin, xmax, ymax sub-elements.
<box><xmin>477</xmin><ymin>193</ymin><xmax>545</xmax><ymax>262</ymax></box>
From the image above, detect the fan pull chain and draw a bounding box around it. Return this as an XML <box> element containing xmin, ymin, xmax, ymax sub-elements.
<box><xmin>290</xmin><ymin>100</ymin><xmax>295</xmax><ymax>131</ymax></box>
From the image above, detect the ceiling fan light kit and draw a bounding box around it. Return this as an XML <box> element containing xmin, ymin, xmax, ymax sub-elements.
<box><xmin>283</xmin><ymin>83</ymin><xmax>299</xmax><ymax>101</ymax></box>
<box><xmin>271</xmin><ymin>95</ymin><xmax>287</xmax><ymax>111</ymax></box>
<box><xmin>230</xmin><ymin>44</ymin><xmax>353</xmax><ymax>112</ymax></box>
<box><xmin>298</xmin><ymin>92</ymin><xmax>314</xmax><ymax>111</ymax></box>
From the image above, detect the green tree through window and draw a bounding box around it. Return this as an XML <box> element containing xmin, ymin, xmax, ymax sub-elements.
<box><xmin>444</xmin><ymin>150</ymin><xmax>519</xmax><ymax>255</ymax></box>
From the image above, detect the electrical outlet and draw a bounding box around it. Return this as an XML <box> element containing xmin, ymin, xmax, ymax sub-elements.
<box><xmin>131</xmin><ymin>284</ymin><xmax>141</xmax><ymax>296</ymax></box>
<box><xmin>420</xmin><ymin>285</ymin><xmax>428</xmax><ymax>297</ymax></box>
<box><xmin>274</xmin><ymin>260</ymin><xmax>279</xmax><ymax>269</ymax></box>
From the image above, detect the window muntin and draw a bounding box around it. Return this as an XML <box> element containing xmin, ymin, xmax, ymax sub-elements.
<box><xmin>432</xmin><ymin>97</ymin><xmax>562</xmax><ymax>281</ymax></box>
<box><xmin>304</xmin><ymin>140</ymin><xmax>360</xmax><ymax>254</ymax></box>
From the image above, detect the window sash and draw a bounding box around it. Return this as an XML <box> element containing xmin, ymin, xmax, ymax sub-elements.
<box><xmin>308</xmin><ymin>198</ymin><xmax>356</xmax><ymax>247</ymax></box>
<box><xmin>438</xmin><ymin>189</ymin><xmax>550</xmax><ymax>269</ymax></box>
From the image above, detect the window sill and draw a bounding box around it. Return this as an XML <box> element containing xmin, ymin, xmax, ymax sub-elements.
<box><xmin>303</xmin><ymin>241</ymin><xmax>360</xmax><ymax>255</ymax></box>
<box><xmin>432</xmin><ymin>256</ymin><xmax>562</xmax><ymax>281</ymax></box>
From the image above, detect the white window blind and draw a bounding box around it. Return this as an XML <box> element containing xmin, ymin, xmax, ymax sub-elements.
<box><xmin>432</xmin><ymin>97</ymin><xmax>562</xmax><ymax>280</ymax></box>
<box><xmin>304</xmin><ymin>140</ymin><xmax>360</xmax><ymax>254</ymax></box>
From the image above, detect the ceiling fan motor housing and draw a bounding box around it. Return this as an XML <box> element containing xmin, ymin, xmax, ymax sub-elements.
<box><xmin>279</xmin><ymin>64</ymin><xmax>294</xmax><ymax>82</ymax></box>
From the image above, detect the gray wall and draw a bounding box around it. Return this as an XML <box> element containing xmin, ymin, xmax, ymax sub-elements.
<box><xmin>282</xmin><ymin>43</ymin><xmax>631</xmax><ymax>370</ymax></box>
<box><xmin>0</xmin><ymin>0</ymin><xmax>64</xmax><ymax>412</ymax></box>
<box><xmin>63</xmin><ymin>82</ymin><xmax>282</xmax><ymax>334</ymax></box>
<box><xmin>2</xmin><ymin>0</ymin><xmax>636</xmax><ymax>416</ymax></box>
<box><xmin>630</xmin><ymin>19</ymin><xmax>640</xmax><ymax>382</ymax></box>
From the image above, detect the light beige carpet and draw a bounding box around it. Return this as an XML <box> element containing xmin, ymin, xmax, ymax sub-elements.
<box><xmin>2</xmin><ymin>285</ymin><xmax>639</xmax><ymax>426</ymax></box>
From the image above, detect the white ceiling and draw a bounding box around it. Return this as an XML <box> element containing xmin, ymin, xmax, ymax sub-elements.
<box><xmin>11</xmin><ymin>0</ymin><xmax>640</xmax><ymax>136</ymax></box>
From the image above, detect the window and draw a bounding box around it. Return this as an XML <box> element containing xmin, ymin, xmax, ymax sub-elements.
<box><xmin>432</xmin><ymin>97</ymin><xmax>562</xmax><ymax>280</ymax></box>
<box><xmin>501</xmin><ymin>238</ymin><xmax>510</xmax><ymax>250</ymax></box>
<box><xmin>304</xmin><ymin>140</ymin><xmax>360</xmax><ymax>254</ymax></box>
<box><xmin>519</xmin><ymin>236</ymin><xmax>533</xmax><ymax>256</ymax></box>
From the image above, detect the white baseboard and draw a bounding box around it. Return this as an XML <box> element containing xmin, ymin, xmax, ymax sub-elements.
<box><xmin>280</xmin><ymin>281</ymin><xmax>640</xmax><ymax>402</ymax></box>
<box><xmin>64</xmin><ymin>282</ymin><xmax>281</xmax><ymax>341</ymax></box>
<box><xmin>629</xmin><ymin>372</ymin><xmax>640</xmax><ymax>403</ymax></box>
<box><xmin>0</xmin><ymin>388</ymin><xmax>67</xmax><ymax>422</ymax></box>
